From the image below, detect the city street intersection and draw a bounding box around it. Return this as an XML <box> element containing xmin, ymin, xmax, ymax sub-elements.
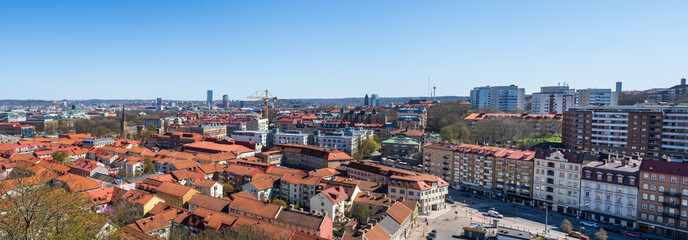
<box><xmin>408</xmin><ymin>189</ymin><xmax>668</xmax><ymax>240</ymax></box>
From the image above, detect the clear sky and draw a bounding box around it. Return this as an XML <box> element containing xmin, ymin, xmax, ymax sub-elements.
<box><xmin>1</xmin><ymin>1</ymin><xmax>687</xmax><ymax>101</ymax></box>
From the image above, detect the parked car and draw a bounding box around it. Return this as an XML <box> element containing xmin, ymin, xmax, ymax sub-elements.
<box><xmin>603</xmin><ymin>227</ymin><xmax>621</xmax><ymax>233</ymax></box>
<box><xmin>580</xmin><ymin>221</ymin><xmax>599</xmax><ymax>228</ymax></box>
<box><xmin>622</xmin><ymin>232</ymin><xmax>643</xmax><ymax>238</ymax></box>
<box><xmin>568</xmin><ymin>231</ymin><xmax>589</xmax><ymax>240</ymax></box>
<box><xmin>488</xmin><ymin>210</ymin><xmax>503</xmax><ymax>218</ymax></box>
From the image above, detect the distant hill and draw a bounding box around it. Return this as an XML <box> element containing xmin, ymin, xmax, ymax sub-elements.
<box><xmin>292</xmin><ymin>96</ymin><xmax>469</xmax><ymax>106</ymax></box>
<box><xmin>0</xmin><ymin>96</ymin><xmax>469</xmax><ymax>108</ymax></box>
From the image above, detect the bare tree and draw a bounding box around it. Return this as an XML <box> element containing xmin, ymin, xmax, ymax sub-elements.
<box><xmin>0</xmin><ymin>175</ymin><xmax>114</xmax><ymax>239</ymax></box>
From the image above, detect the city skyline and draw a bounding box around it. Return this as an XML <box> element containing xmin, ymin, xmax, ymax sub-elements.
<box><xmin>2</xmin><ymin>1</ymin><xmax>687</xmax><ymax>100</ymax></box>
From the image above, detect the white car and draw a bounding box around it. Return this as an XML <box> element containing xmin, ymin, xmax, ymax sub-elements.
<box><xmin>580</xmin><ymin>221</ymin><xmax>599</xmax><ymax>228</ymax></box>
<box><xmin>488</xmin><ymin>210</ymin><xmax>503</xmax><ymax>218</ymax></box>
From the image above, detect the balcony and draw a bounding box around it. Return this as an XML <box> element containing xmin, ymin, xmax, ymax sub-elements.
<box><xmin>443</xmin><ymin>166</ymin><xmax>450</xmax><ymax>171</ymax></box>
<box><xmin>443</xmin><ymin>161</ymin><xmax>450</xmax><ymax>165</ymax></box>
<box><xmin>663</xmin><ymin>191</ymin><xmax>677</xmax><ymax>197</ymax></box>
<box><xmin>663</xmin><ymin>202</ymin><xmax>678</xmax><ymax>208</ymax></box>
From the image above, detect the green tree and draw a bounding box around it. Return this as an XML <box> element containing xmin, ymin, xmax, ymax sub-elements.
<box><xmin>595</xmin><ymin>228</ymin><xmax>608</xmax><ymax>240</ymax></box>
<box><xmin>354</xmin><ymin>140</ymin><xmax>380</xmax><ymax>159</ymax></box>
<box><xmin>352</xmin><ymin>203</ymin><xmax>374</xmax><ymax>223</ymax></box>
<box><xmin>143</xmin><ymin>157</ymin><xmax>156</xmax><ymax>174</ymax></box>
<box><xmin>52</xmin><ymin>150</ymin><xmax>69</xmax><ymax>165</ymax></box>
<box><xmin>560</xmin><ymin>219</ymin><xmax>573</xmax><ymax>233</ymax></box>
<box><xmin>272</xmin><ymin>199</ymin><xmax>288</xmax><ymax>208</ymax></box>
<box><xmin>439</xmin><ymin>122</ymin><xmax>471</xmax><ymax>143</ymax></box>
<box><xmin>222</xmin><ymin>183</ymin><xmax>236</xmax><ymax>197</ymax></box>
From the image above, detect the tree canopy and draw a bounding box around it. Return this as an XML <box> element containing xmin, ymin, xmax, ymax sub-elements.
<box><xmin>0</xmin><ymin>176</ymin><xmax>115</xmax><ymax>239</ymax></box>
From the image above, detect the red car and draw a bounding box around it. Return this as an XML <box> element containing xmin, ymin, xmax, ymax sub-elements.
<box><xmin>622</xmin><ymin>231</ymin><xmax>643</xmax><ymax>238</ymax></box>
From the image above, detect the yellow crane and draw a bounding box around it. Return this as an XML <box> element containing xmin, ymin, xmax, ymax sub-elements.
<box><xmin>247</xmin><ymin>90</ymin><xmax>277</xmax><ymax>119</ymax></box>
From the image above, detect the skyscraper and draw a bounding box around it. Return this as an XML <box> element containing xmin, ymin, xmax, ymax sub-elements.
<box><xmin>206</xmin><ymin>90</ymin><xmax>213</xmax><ymax>108</ymax></box>
<box><xmin>370</xmin><ymin>94</ymin><xmax>379</xmax><ymax>107</ymax></box>
<box><xmin>222</xmin><ymin>94</ymin><xmax>229</xmax><ymax>108</ymax></box>
<box><xmin>616</xmin><ymin>81</ymin><xmax>623</xmax><ymax>93</ymax></box>
<box><xmin>156</xmin><ymin>98</ymin><xmax>162</xmax><ymax>107</ymax></box>
<box><xmin>364</xmin><ymin>94</ymin><xmax>369</xmax><ymax>107</ymax></box>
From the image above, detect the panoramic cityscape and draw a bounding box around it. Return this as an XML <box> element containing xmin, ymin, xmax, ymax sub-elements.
<box><xmin>1</xmin><ymin>1</ymin><xmax>688</xmax><ymax>240</ymax></box>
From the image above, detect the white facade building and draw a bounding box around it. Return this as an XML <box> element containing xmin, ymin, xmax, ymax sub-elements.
<box><xmin>272</xmin><ymin>130</ymin><xmax>309</xmax><ymax>146</ymax></box>
<box><xmin>230</xmin><ymin>130</ymin><xmax>268</xmax><ymax>150</ymax></box>
<box><xmin>533</xmin><ymin>149</ymin><xmax>597</xmax><ymax>216</ymax></box>
<box><xmin>580</xmin><ymin>158</ymin><xmax>640</xmax><ymax>229</ymax></box>
<box><xmin>532</xmin><ymin>93</ymin><xmax>574</xmax><ymax>114</ymax></box>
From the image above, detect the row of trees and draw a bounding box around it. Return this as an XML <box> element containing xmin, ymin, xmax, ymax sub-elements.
<box><xmin>427</xmin><ymin>100</ymin><xmax>563</xmax><ymax>147</ymax></box>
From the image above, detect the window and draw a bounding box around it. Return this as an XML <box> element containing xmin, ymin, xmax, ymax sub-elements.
<box><xmin>618</xmin><ymin>176</ymin><xmax>624</xmax><ymax>184</ymax></box>
<box><xmin>629</xmin><ymin>178</ymin><xmax>636</xmax><ymax>185</ymax></box>
<box><xmin>659</xmin><ymin>175</ymin><xmax>666</xmax><ymax>182</ymax></box>
<box><xmin>651</xmin><ymin>174</ymin><xmax>657</xmax><ymax>181</ymax></box>
<box><xmin>671</xmin><ymin>177</ymin><xmax>678</xmax><ymax>184</ymax></box>
<box><xmin>644</xmin><ymin>173</ymin><xmax>649</xmax><ymax>180</ymax></box>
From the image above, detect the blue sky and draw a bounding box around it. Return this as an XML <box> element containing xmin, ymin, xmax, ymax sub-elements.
<box><xmin>1</xmin><ymin>1</ymin><xmax>687</xmax><ymax>100</ymax></box>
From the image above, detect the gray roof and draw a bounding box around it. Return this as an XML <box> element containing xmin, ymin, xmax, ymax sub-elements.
<box><xmin>375</xmin><ymin>215</ymin><xmax>400</xmax><ymax>236</ymax></box>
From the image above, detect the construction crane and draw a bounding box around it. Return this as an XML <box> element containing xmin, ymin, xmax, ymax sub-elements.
<box><xmin>247</xmin><ymin>90</ymin><xmax>277</xmax><ymax>119</ymax></box>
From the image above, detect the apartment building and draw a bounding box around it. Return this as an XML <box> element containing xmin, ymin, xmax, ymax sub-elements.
<box><xmin>576</xmin><ymin>88</ymin><xmax>618</xmax><ymax>106</ymax></box>
<box><xmin>345</xmin><ymin>160</ymin><xmax>449</xmax><ymax>215</ymax></box>
<box><xmin>637</xmin><ymin>160</ymin><xmax>688</xmax><ymax>239</ymax></box>
<box><xmin>270</xmin><ymin>144</ymin><xmax>353</xmax><ymax>171</ymax></box>
<box><xmin>280</xmin><ymin>172</ymin><xmax>322</xmax><ymax>208</ymax></box>
<box><xmin>380</xmin><ymin>136</ymin><xmax>420</xmax><ymax>158</ymax></box>
<box><xmin>147</xmin><ymin>132</ymin><xmax>204</xmax><ymax>149</ymax></box>
<box><xmin>396</xmin><ymin>108</ymin><xmax>427</xmax><ymax>127</ymax></box>
<box><xmin>246</xmin><ymin>118</ymin><xmax>268</xmax><ymax>132</ymax></box>
<box><xmin>533</xmin><ymin>149</ymin><xmax>598</xmax><ymax>216</ymax></box>
<box><xmin>470</xmin><ymin>85</ymin><xmax>525</xmax><ymax>113</ymax></box>
<box><xmin>341</xmin><ymin>109</ymin><xmax>387</xmax><ymax>125</ymax></box>
<box><xmin>230</xmin><ymin>130</ymin><xmax>269</xmax><ymax>150</ymax></box>
<box><xmin>0</xmin><ymin>122</ymin><xmax>34</xmax><ymax>136</ymax></box>
<box><xmin>562</xmin><ymin>105</ymin><xmax>688</xmax><ymax>161</ymax></box>
<box><xmin>531</xmin><ymin>86</ymin><xmax>573</xmax><ymax>114</ymax></box>
<box><xmin>175</xmin><ymin>124</ymin><xmax>227</xmax><ymax>139</ymax></box>
<box><xmin>422</xmin><ymin>142</ymin><xmax>456</xmax><ymax>182</ymax></box>
<box><xmin>387</xmin><ymin>174</ymin><xmax>449</xmax><ymax>214</ymax></box>
<box><xmin>492</xmin><ymin>149</ymin><xmax>535</xmax><ymax>202</ymax></box>
<box><xmin>272</xmin><ymin>129</ymin><xmax>309</xmax><ymax>146</ymax></box>
<box><xmin>580</xmin><ymin>157</ymin><xmax>640</xmax><ymax>229</ymax></box>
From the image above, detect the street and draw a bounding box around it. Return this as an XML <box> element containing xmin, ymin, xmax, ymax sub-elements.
<box><xmin>408</xmin><ymin>188</ymin><xmax>670</xmax><ymax>240</ymax></box>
